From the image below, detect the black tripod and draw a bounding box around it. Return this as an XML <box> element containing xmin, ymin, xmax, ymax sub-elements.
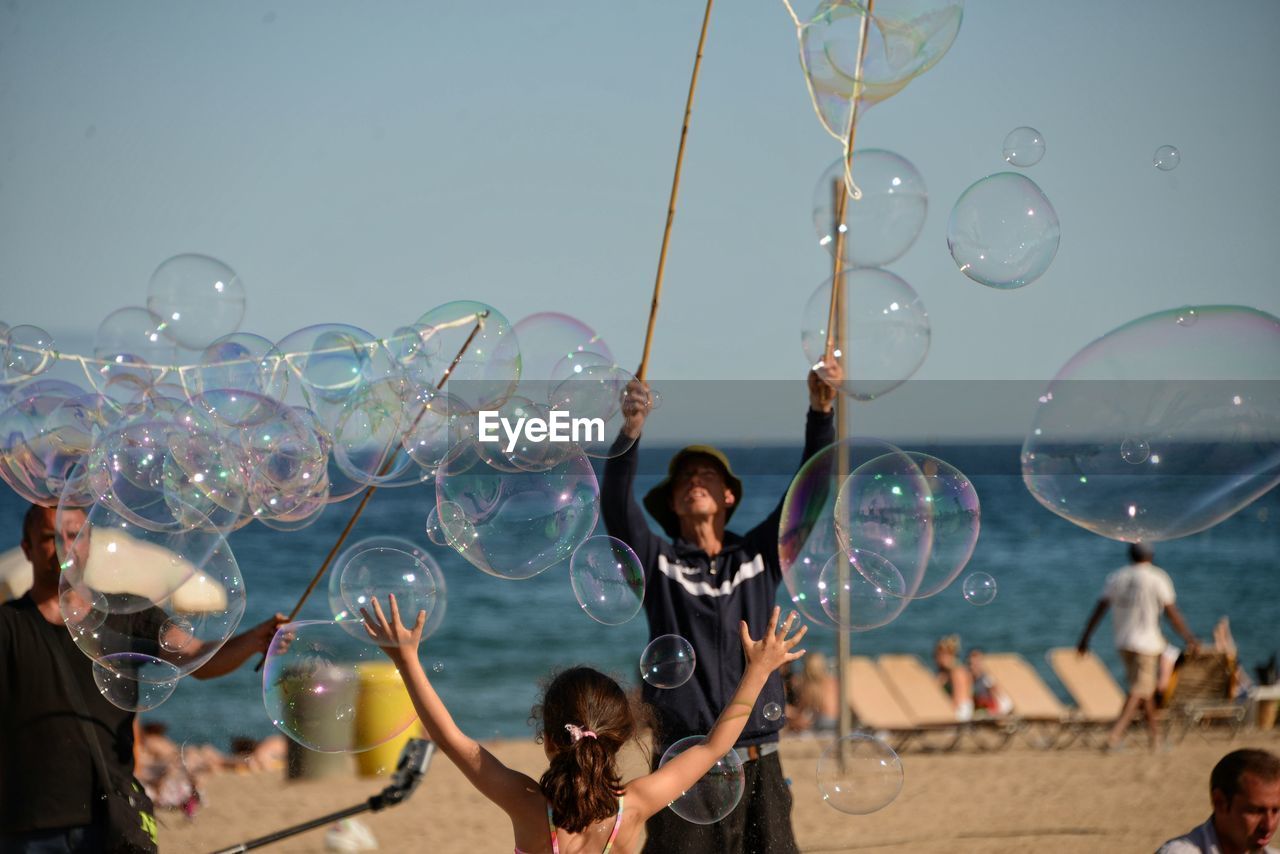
<box><xmin>208</xmin><ymin>739</ymin><xmax>435</xmax><ymax>853</ymax></box>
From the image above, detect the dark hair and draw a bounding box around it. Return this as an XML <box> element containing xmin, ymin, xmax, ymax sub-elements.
<box><xmin>1128</xmin><ymin>542</ymin><xmax>1155</xmax><ymax>563</ymax></box>
<box><xmin>532</xmin><ymin>667</ymin><xmax>638</xmax><ymax>833</ymax></box>
<box><xmin>1210</xmin><ymin>749</ymin><xmax>1280</xmax><ymax>802</ymax></box>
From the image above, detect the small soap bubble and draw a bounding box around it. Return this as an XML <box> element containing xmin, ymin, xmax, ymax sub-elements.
<box><xmin>1120</xmin><ymin>437</ymin><xmax>1150</xmax><ymax>465</ymax></box>
<box><xmin>961</xmin><ymin>572</ymin><xmax>997</xmax><ymax>605</ymax></box>
<box><xmin>1153</xmin><ymin>145</ymin><xmax>1181</xmax><ymax>171</ymax></box>
<box><xmin>639</xmin><ymin>634</ymin><xmax>696</xmax><ymax>689</ymax></box>
<box><xmin>1002</xmin><ymin>126</ymin><xmax>1045</xmax><ymax>167</ymax></box>
<box><xmin>763</xmin><ymin>702</ymin><xmax>782</xmax><ymax>722</ymax></box>
<box><xmin>432</xmin><ymin>662</ymin><xmax>444</xmax><ymax>674</ymax></box>
<box><xmin>817</xmin><ymin>734</ymin><xmax>903</xmax><ymax>815</ymax></box>
<box><xmin>948</xmin><ymin>172</ymin><xmax>1060</xmax><ymax>289</ymax></box>
<box><xmin>3</xmin><ymin>325</ymin><xmax>56</xmax><ymax>376</ymax></box>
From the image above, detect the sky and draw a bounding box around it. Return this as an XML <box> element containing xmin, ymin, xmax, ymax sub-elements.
<box><xmin>1</xmin><ymin>0</ymin><xmax>1278</xmax><ymax>439</ymax></box>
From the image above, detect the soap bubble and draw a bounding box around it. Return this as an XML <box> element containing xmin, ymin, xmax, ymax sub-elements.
<box><xmin>409</xmin><ymin>301</ymin><xmax>520</xmax><ymax>412</ymax></box>
<box><xmin>147</xmin><ymin>254</ymin><xmax>246</xmax><ymax>350</ymax></box>
<box><xmin>1022</xmin><ymin>305</ymin><xmax>1280</xmax><ymax>542</ymax></box>
<box><xmin>191</xmin><ymin>333</ymin><xmax>289</xmax><ymax>406</ymax></box>
<box><xmin>3</xmin><ymin>325</ymin><xmax>56</xmax><ymax>376</ymax></box>
<box><xmin>569</xmin><ymin>536</ymin><xmax>645</xmax><ymax>625</ymax></box>
<box><xmin>818</xmin><ymin>549</ymin><xmax>909</xmax><ymax>631</ymax></box>
<box><xmin>1002</xmin><ymin>127</ymin><xmax>1044</xmax><ymax>167</ymax></box>
<box><xmin>548</xmin><ymin>363</ymin><xmax>637</xmax><ymax>459</ymax></box>
<box><xmin>1120</xmin><ymin>437</ymin><xmax>1150</xmax><ymax>465</ymax></box>
<box><xmin>763</xmin><ymin>702</ymin><xmax>782</xmax><ymax>722</ymax></box>
<box><xmin>948</xmin><ymin>172</ymin><xmax>1060</xmax><ymax>289</ymax></box>
<box><xmin>812</xmin><ymin>151</ymin><xmax>928</xmax><ymax>268</ymax></box>
<box><xmin>435</xmin><ymin>444</ymin><xmax>599</xmax><ymax>579</ymax></box>
<box><xmin>801</xmin><ymin>268</ymin><xmax>930</xmax><ymax>401</ymax></box>
<box><xmin>961</xmin><ymin>571</ymin><xmax>997</xmax><ymax>605</ymax></box>
<box><xmin>401</xmin><ymin>391</ymin><xmax>474</xmax><ymax>478</ymax></box>
<box><xmin>512</xmin><ymin>312</ymin><xmax>613</xmax><ymax>384</ymax></box>
<box><xmin>1153</xmin><ymin>145</ymin><xmax>1181</xmax><ymax>171</ymax></box>
<box><xmin>276</xmin><ymin>324</ymin><xmax>380</xmax><ymax>410</ymax></box>
<box><xmin>797</xmin><ymin>1</ymin><xmax>965</xmax><ymax>143</ymax></box>
<box><xmin>329</xmin><ymin>377</ymin><xmax>418</xmax><ymax>488</ymax></box>
<box><xmin>57</xmin><ymin>501</ymin><xmax>247</xmax><ymax>680</ymax></box>
<box><xmin>780</xmin><ymin>439</ymin><xmax>928</xmax><ymax>617</ymax></box>
<box><xmin>92</xmin><ymin>654</ymin><xmax>182</xmax><ymax>712</ymax></box>
<box><xmin>640</xmin><ymin>635</ymin><xmax>696</xmax><ymax>689</ymax></box>
<box><xmin>263</xmin><ymin>620</ymin><xmax>417</xmax><ymax>753</ymax></box>
<box><xmin>95</xmin><ymin>306</ymin><xmax>177</xmax><ymax>374</ymax></box>
<box><xmin>0</xmin><ymin>381</ymin><xmax>109</xmax><ymax>506</ymax></box>
<box><xmin>658</xmin><ymin>735</ymin><xmax>745</xmax><ymax>825</ymax></box>
<box><xmin>473</xmin><ymin>395</ymin><xmax>574</xmax><ymax>473</ymax></box>
<box><xmin>330</xmin><ymin>543</ymin><xmax>440</xmax><ymax>643</ymax></box>
<box><xmin>817</xmin><ymin>733</ymin><xmax>903</xmax><ymax>814</ymax></box>
<box><xmin>837</xmin><ymin>452</ymin><xmax>981</xmax><ymax>599</ymax></box>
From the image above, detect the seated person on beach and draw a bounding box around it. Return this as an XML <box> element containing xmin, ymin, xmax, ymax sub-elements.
<box><xmin>967</xmin><ymin>648</ymin><xmax>1013</xmax><ymax>718</ymax></box>
<box><xmin>1158</xmin><ymin>748</ymin><xmax>1279</xmax><ymax>854</ymax></box>
<box><xmin>934</xmin><ymin>635</ymin><xmax>974</xmax><ymax>722</ymax></box>
<box><xmin>784</xmin><ymin>652</ymin><xmax>840</xmax><ymax>734</ymax></box>
<box><xmin>362</xmin><ymin>595</ymin><xmax>807</xmax><ymax>854</ymax></box>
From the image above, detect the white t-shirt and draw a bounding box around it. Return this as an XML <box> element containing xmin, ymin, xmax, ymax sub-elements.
<box><xmin>1102</xmin><ymin>561</ymin><xmax>1175</xmax><ymax>656</ymax></box>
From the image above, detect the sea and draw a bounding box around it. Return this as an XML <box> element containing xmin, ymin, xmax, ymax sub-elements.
<box><xmin>2</xmin><ymin>443</ymin><xmax>1277</xmax><ymax>750</ymax></box>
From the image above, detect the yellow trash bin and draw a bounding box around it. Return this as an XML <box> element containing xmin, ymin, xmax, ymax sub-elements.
<box><xmin>354</xmin><ymin>662</ymin><xmax>424</xmax><ymax>776</ymax></box>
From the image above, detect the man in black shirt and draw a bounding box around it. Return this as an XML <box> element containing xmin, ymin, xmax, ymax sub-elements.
<box><xmin>0</xmin><ymin>504</ymin><xmax>288</xmax><ymax>852</ymax></box>
<box><xmin>601</xmin><ymin>369</ymin><xmax>838</xmax><ymax>854</ymax></box>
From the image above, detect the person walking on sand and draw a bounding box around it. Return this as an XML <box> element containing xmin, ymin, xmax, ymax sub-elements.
<box><xmin>601</xmin><ymin>366</ymin><xmax>838</xmax><ymax>853</ymax></box>
<box><xmin>363</xmin><ymin>594</ymin><xmax>808</xmax><ymax>854</ymax></box>
<box><xmin>1077</xmin><ymin>542</ymin><xmax>1199</xmax><ymax>752</ymax></box>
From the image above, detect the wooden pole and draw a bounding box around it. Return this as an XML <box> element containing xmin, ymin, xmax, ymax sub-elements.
<box><xmin>637</xmin><ymin>0</ymin><xmax>716</xmax><ymax>382</ymax></box>
<box><xmin>254</xmin><ymin>314</ymin><xmax>488</xmax><ymax>671</ymax></box>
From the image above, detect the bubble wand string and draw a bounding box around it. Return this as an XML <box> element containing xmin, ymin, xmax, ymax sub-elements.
<box><xmin>841</xmin><ymin>0</ymin><xmax>875</xmax><ymax>201</ymax></box>
<box><xmin>253</xmin><ymin>312</ymin><xmax>488</xmax><ymax>672</ymax></box>
<box><xmin>637</xmin><ymin>0</ymin><xmax>716</xmax><ymax>382</ymax></box>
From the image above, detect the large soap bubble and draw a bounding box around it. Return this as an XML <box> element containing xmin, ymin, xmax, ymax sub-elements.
<box><xmin>948</xmin><ymin>172</ymin><xmax>1060</xmax><ymax>289</ymax></box>
<box><xmin>781</xmin><ymin>438</ymin><xmax>929</xmax><ymax>626</ymax></box>
<box><xmin>569</xmin><ymin>536</ymin><xmax>644</xmax><ymax>625</ymax></box>
<box><xmin>92</xmin><ymin>654</ymin><xmax>182</xmax><ymax>712</ymax></box>
<box><xmin>263</xmin><ymin>620</ymin><xmax>418</xmax><ymax>753</ymax></box>
<box><xmin>0</xmin><ymin>381</ymin><xmax>110</xmax><ymax>506</ymax></box>
<box><xmin>512</xmin><ymin>312</ymin><xmax>613</xmax><ymax>384</ymax></box>
<box><xmin>640</xmin><ymin>635</ymin><xmax>696</xmax><ymax>689</ymax></box>
<box><xmin>435</xmin><ymin>443</ymin><xmax>599</xmax><ymax>579</ymax></box>
<box><xmin>1022</xmin><ymin>305</ymin><xmax>1280</xmax><ymax>542</ymax></box>
<box><xmin>836</xmin><ymin>451</ymin><xmax>980</xmax><ymax>599</ymax></box>
<box><xmin>657</xmin><ymin>735</ymin><xmax>745</xmax><ymax>825</ymax></box>
<box><xmin>795</xmin><ymin>0</ymin><xmax>965</xmax><ymax>143</ymax></box>
<box><xmin>547</xmin><ymin>363</ymin><xmax>637</xmax><ymax>460</ymax></box>
<box><xmin>812</xmin><ymin>151</ymin><xmax>927</xmax><ymax>268</ymax></box>
<box><xmin>189</xmin><ymin>332</ymin><xmax>289</xmax><ymax>407</ymax></box>
<box><xmin>817</xmin><ymin>733</ymin><xmax>903</xmax><ymax>814</ymax></box>
<box><xmin>801</xmin><ymin>268</ymin><xmax>930</xmax><ymax>401</ymax></box>
<box><xmin>95</xmin><ymin>307</ymin><xmax>177</xmax><ymax>369</ymax></box>
<box><xmin>409</xmin><ymin>301</ymin><xmax>520</xmax><ymax>412</ymax></box>
<box><xmin>329</xmin><ymin>540</ymin><xmax>441</xmax><ymax>643</ymax></box>
<box><xmin>147</xmin><ymin>254</ymin><xmax>246</xmax><ymax>350</ymax></box>
<box><xmin>276</xmin><ymin>324</ymin><xmax>383</xmax><ymax>411</ymax></box>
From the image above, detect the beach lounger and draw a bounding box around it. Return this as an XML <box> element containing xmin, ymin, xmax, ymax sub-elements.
<box><xmin>981</xmin><ymin>653</ymin><xmax>1077</xmax><ymax>749</ymax></box>
<box><xmin>878</xmin><ymin>654</ymin><xmax>1016</xmax><ymax>752</ymax></box>
<box><xmin>1163</xmin><ymin>651</ymin><xmax>1246</xmax><ymax>742</ymax></box>
<box><xmin>843</xmin><ymin>656</ymin><xmax>961</xmax><ymax>752</ymax></box>
<box><xmin>1047</xmin><ymin>648</ymin><xmax>1126</xmax><ymax>744</ymax></box>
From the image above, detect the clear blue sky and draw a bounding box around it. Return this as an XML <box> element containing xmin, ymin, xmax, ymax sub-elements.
<box><xmin>1</xmin><ymin>1</ymin><xmax>1278</xmax><ymax>437</ymax></box>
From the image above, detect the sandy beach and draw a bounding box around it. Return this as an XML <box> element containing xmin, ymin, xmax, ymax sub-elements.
<box><xmin>158</xmin><ymin>730</ymin><xmax>1280</xmax><ymax>853</ymax></box>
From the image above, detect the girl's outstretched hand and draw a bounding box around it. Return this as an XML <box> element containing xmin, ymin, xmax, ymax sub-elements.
<box><xmin>739</xmin><ymin>606</ymin><xmax>807</xmax><ymax>673</ymax></box>
<box><xmin>361</xmin><ymin>594</ymin><xmax>426</xmax><ymax>662</ymax></box>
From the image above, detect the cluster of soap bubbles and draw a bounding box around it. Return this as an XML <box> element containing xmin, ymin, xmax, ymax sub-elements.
<box><xmin>779</xmin><ymin>438</ymin><xmax>981</xmax><ymax>636</ymax></box>
<box><xmin>1</xmin><ymin>255</ymin><xmax>672</xmax><ymax>727</ymax></box>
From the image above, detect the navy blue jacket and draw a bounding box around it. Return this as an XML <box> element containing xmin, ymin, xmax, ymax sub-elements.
<box><xmin>601</xmin><ymin>409</ymin><xmax>835</xmax><ymax>752</ymax></box>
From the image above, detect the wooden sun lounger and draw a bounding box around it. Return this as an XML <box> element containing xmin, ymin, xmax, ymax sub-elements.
<box><xmin>878</xmin><ymin>655</ymin><xmax>1016</xmax><ymax>752</ymax></box>
<box><xmin>981</xmin><ymin>653</ymin><xmax>1078</xmax><ymax>749</ymax></box>
<box><xmin>843</xmin><ymin>656</ymin><xmax>961</xmax><ymax>752</ymax></box>
<box><xmin>1047</xmin><ymin>648</ymin><xmax>1126</xmax><ymax>725</ymax></box>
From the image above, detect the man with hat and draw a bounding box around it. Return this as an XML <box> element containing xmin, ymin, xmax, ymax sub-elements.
<box><xmin>602</xmin><ymin>368</ymin><xmax>838</xmax><ymax>853</ymax></box>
